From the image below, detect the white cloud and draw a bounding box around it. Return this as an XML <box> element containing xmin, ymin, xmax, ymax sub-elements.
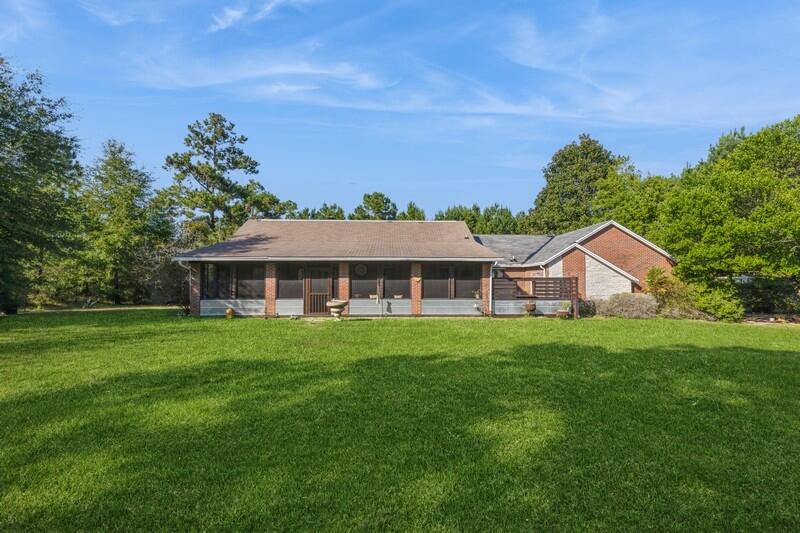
<box><xmin>257</xmin><ymin>82</ymin><xmax>318</xmax><ymax>95</ymax></box>
<box><xmin>78</xmin><ymin>0</ymin><xmax>169</xmax><ymax>26</ymax></box>
<box><xmin>254</xmin><ymin>0</ymin><xmax>316</xmax><ymax>21</ymax></box>
<box><xmin>127</xmin><ymin>46</ymin><xmax>387</xmax><ymax>91</ymax></box>
<box><xmin>209</xmin><ymin>6</ymin><xmax>248</xmax><ymax>32</ymax></box>
<box><xmin>208</xmin><ymin>0</ymin><xmax>318</xmax><ymax>32</ymax></box>
<box><xmin>0</xmin><ymin>0</ymin><xmax>45</xmax><ymax>42</ymax></box>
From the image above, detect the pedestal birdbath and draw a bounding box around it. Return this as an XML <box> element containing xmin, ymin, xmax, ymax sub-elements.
<box><xmin>326</xmin><ymin>299</ymin><xmax>349</xmax><ymax>319</ymax></box>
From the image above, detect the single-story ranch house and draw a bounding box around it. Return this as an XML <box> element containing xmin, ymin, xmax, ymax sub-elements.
<box><xmin>174</xmin><ymin>219</ymin><xmax>674</xmax><ymax>317</ymax></box>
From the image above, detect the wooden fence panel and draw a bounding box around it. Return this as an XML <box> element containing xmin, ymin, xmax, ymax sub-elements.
<box><xmin>492</xmin><ymin>277</ymin><xmax>579</xmax><ymax>317</ymax></box>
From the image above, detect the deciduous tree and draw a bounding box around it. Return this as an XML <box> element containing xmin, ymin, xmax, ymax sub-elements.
<box><xmin>0</xmin><ymin>57</ymin><xmax>81</xmax><ymax>312</ymax></box>
<box><xmin>527</xmin><ymin>134</ymin><xmax>623</xmax><ymax>234</ymax></box>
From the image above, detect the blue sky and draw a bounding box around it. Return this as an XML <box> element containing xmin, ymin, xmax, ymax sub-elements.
<box><xmin>2</xmin><ymin>1</ymin><xmax>799</xmax><ymax>214</ymax></box>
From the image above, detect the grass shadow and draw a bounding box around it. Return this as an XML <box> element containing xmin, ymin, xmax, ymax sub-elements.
<box><xmin>2</xmin><ymin>335</ymin><xmax>799</xmax><ymax>530</ymax></box>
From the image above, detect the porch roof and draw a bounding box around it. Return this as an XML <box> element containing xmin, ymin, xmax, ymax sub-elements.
<box><xmin>175</xmin><ymin>219</ymin><xmax>502</xmax><ymax>262</ymax></box>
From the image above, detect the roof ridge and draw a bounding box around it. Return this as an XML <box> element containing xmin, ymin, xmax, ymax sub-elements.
<box><xmin>251</xmin><ymin>219</ymin><xmax>462</xmax><ymax>223</ymax></box>
<box><xmin>474</xmin><ymin>233</ymin><xmax>553</xmax><ymax>238</ymax></box>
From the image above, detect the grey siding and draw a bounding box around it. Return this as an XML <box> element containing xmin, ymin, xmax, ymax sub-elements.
<box><xmin>493</xmin><ymin>299</ymin><xmax>571</xmax><ymax>316</ymax></box>
<box><xmin>200</xmin><ymin>299</ymin><xmax>264</xmax><ymax>316</ymax></box>
<box><xmin>276</xmin><ymin>299</ymin><xmax>303</xmax><ymax>316</ymax></box>
<box><xmin>349</xmin><ymin>298</ymin><xmax>411</xmax><ymax>316</ymax></box>
<box><xmin>421</xmin><ymin>299</ymin><xmax>483</xmax><ymax>316</ymax></box>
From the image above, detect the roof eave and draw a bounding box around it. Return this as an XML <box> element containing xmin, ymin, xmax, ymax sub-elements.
<box><xmin>173</xmin><ymin>256</ymin><xmax>502</xmax><ymax>262</ymax></box>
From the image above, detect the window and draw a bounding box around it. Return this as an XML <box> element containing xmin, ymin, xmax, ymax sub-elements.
<box><xmin>202</xmin><ymin>263</ymin><xmax>233</xmax><ymax>299</ymax></box>
<box><xmin>277</xmin><ymin>263</ymin><xmax>303</xmax><ymax>299</ymax></box>
<box><xmin>454</xmin><ymin>263</ymin><xmax>481</xmax><ymax>299</ymax></box>
<box><xmin>422</xmin><ymin>263</ymin><xmax>483</xmax><ymax>299</ymax></box>
<box><xmin>350</xmin><ymin>263</ymin><xmax>379</xmax><ymax>299</ymax></box>
<box><xmin>422</xmin><ymin>263</ymin><xmax>450</xmax><ymax>299</ymax></box>
<box><xmin>383</xmin><ymin>263</ymin><xmax>410</xmax><ymax>298</ymax></box>
<box><xmin>236</xmin><ymin>264</ymin><xmax>265</xmax><ymax>299</ymax></box>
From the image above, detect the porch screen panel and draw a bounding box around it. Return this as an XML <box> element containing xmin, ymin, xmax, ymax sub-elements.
<box><xmin>422</xmin><ymin>263</ymin><xmax>450</xmax><ymax>298</ymax></box>
<box><xmin>202</xmin><ymin>264</ymin><xmax>233</xmax><ymax>299</ymax></box>
<box><xmin>350</xmin><ymin>263</ymin><xmax>379</xmax><ymax>299</ymax></box>
<box><xmin>383</xmin><ymin>264</ymin><xmax>410</xmax><ymax>298</ymax></box>
<box><xmin>277</xmin><ymin>263</ymin><xmax>303</xmax><ymax>299</ymax></box>
<box><xmin>454</xmin><ymin>263</ymin><xmax>481</xmax><ymax>299</ymax></box>
<box><xmin>237</xmin><ymin>264</ymin><xmax>265</xmax><ymax>298</ymax></box>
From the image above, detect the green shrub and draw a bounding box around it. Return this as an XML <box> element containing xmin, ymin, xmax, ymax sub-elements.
<box><xmin>737</xmin><ymin>277</ymin><xmax>800</xmax><ymax>314</ymax></box>
<box><xmin>644</xmin><ymin>267</ymin><xmax>739</xmax><ymax>321</ymax></box>
<box><xmin>578</xmin><ymin>299</ymin><xmax>596</xmax><ymax>317</ymax></box>
<box><xmin>691</xmin><ymin>283</ymin><xmax>745</xmax><ymax>321</ymax></box>
<box><xmin>594</xmin><ymin>293</ymin><xmax>657</xmax><ymax>318</ymax></box>
<box><xmin>644</xmin><ymin>267</ymin><xmax>693</xmax><ymax>311</ymax></box>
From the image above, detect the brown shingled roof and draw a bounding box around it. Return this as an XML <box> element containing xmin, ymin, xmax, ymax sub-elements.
<box><xmin>175</xmin><ymin>219</ymin><xmax>501</xmax><ymax>261</ymax></box>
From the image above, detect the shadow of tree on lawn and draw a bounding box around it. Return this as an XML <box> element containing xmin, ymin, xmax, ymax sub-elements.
<box><xmin>1</xmin><ymin>340</ymin><xmax>799</xmax><ymax>531</ymax></box>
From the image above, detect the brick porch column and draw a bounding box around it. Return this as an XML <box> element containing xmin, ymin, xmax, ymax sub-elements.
<box><xmin>189</xmin><ymin>263</ymin><xmax>201</xmax><ymax>316</ymax></box>
<box><xmin>411</xmin><ymin>263</ymin><xmax>422</xmax><ymax>316</ymax></box>
<box><xmin>338</xmin><ymin>262</ymin><xmax>350</xmax><ymax>316</ymax></box>
<box><xmin>481</xmin><ymin>263</ymin><xmax>492</xmax><ymax>316</ymax></box>
<box><xmin>265</xmin><ymin>262</ymin><xmax>277</xmax><ymax>317</ymax></box>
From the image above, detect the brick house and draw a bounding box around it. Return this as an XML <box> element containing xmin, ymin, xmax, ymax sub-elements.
<box><xmin>174</xmin><ymin>219</ymin><xmax>673</xmax><ymax>317</ymax></box>
<box><xmin>475</xmin><ymin>220</ymin><xmax>675</xmax><ymax>315</ymax></box>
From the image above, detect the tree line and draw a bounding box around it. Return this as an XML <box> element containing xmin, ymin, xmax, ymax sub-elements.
<box><xmin>2</xmin><ymin>56</ymin><xmax>799</xmax><ymax>318</ymax></box>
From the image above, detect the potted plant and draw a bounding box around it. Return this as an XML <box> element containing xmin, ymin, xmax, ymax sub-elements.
<box><xmin>524</xmin><ymin>301</ymin><xmax>536</xmax><ymax>315</ymax></box>
<box><xmin>555</xmin><ymin>301</ymin><xmax>571</xmax><ymax>318</ymax></box>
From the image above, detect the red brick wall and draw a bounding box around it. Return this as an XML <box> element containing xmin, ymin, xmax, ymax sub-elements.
<box><xmin>265</xmin><ymin>263</ymin><xmax>277</xmax><ymax>317</ymax></box>
<box><xmin>481</xmin><ymin>263</ymin><xmax>491</xmax><ymax>315</ymax></box>
<box><xmin>502</xmin><ymin>266</ymin><xmax>544</xmax><ymax>279</ymax></box>
<box><xmin>190</xmin><ymin>263</ymin><xmax>201</xmax><ymax>316</ymax></box>
<box><xmin>411</xmin><ymin>263</ymin><xmax>422</xmax><ymax>316</ymax></box>
<box><xmin>338</xmin><ymin>262</ymin><xmax>350</xmax><ymax>316</ymax></box>
<box><xmin>582</xmin><ymin>226</ymin><xmax>673</xmax><ymax>289</ymax></box>
<box><xmin>562</xmin><ymin>249</ymin><xmax>586</xmax><ymax>299</ymax></box>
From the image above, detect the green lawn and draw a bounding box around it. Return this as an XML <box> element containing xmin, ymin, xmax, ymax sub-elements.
<box><xmin>1</xmin><ymin>311</ymin><xmax>799</xmax><ymax>531</ymax></box>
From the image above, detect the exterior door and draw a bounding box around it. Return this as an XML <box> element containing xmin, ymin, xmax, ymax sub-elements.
<box><xmin>304</xmin><ymin>267</ymin><xmax>331</xmax><ymax>315</ymax></box>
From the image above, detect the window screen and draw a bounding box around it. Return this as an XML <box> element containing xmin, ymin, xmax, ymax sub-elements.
<box><xmin>422</xmin><ymin>263</ymin><xmax>450</xmax><ymax>299</ymax></box>
<box><xmin>454</xmin><ymin>263</ymin><xmax>481</xmax><ymax>299</ymax></box>
<box><xmin>236</xmin><ymin>264</ymin><xmax>265</xmax><ymax>299</ymax></box>
<box><xmin>350</xmin><ymin>263</ymin><xmax>379</xmax><ymax>299</ymax></box>
<box><xmin>383</xmin><ymin>263</ymin><xmax>410</xmax><ymax>298</ymax></box>
<box><xmin>277</xmin><ymin>263</ymin><xmax>303</xmax><ymax>299</ymax></box>
<box><xmin>202</xmin><ymin>263</ymin><xmax>233</xmax><ymax>299</ymax></box>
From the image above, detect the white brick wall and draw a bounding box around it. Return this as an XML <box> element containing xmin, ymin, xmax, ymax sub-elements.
<box><xmin>585</xmin><ymin>255</ymin><xmax>631</xmax><ymax>299</ymax></box>
<box><xmin>548</xmin><ymin>259</ymin><xmax>563</xmax><ymax>277</ymax></box>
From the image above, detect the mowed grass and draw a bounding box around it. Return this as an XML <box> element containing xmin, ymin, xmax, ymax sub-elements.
<box><xmin>1</xmin><ymin>311</ymin><xmax>799</xmax><ymax>531</ymax></box>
